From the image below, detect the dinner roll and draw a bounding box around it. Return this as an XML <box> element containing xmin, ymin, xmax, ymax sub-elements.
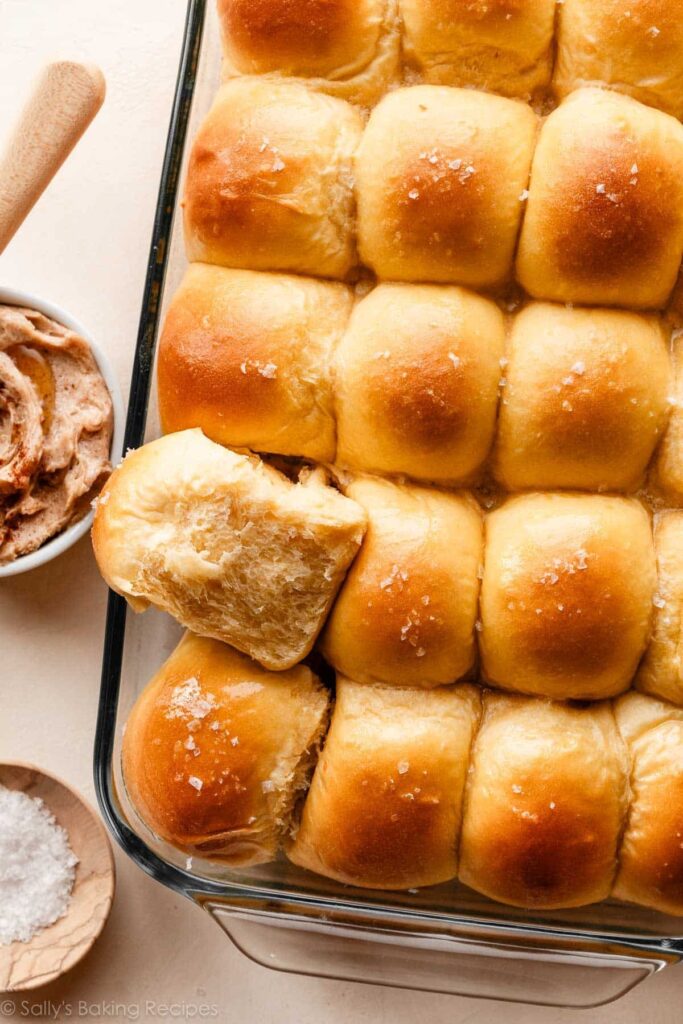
<box><xmin>652</xmin><ymin>331</ymin><xmax>683</xmax><ymax>505</ymax></box>
<box><xmin>216</xmin><ymin>0</ymin><xmax>400</xmax><ymax>106</ymax></box>
<box><xmin>183</xmin><ymin>78</ymin><xmax>362</xmax><ymax>280</ymax></box>
<box><xmin>157</xmin><ymin>265</ymin><xmax>353</xmax><ymax>463</ymax></box>
<box><xmin>400</xmin><ymin>0</ymin><xmax>556</xmax><ymax>100</ymax></box>
<box><xmin>493</xmin><ymin>303</ymin><xmax>672</xmax><ymax>492</ymax></box>
<box><xmin>613</xmin><ymin>692</ymin><xmax>683</xmax><ymax>915</ymax></box>
<box><xmin>355</xmin><ymin>86</ymin><xmax>537</xmax><ymax>287</ymax></box>
<box><xmin>91</xmin><ymin>430</ymin><xmax>366</xmax><ymax>671</ymax></box>
<box><xmin>636</xmin><ymin>514</ymin><xmax>683</xmax><ymax>707</ymax></box>
<box><xmin>480</xmin><ymin>493</ymin><xmax>656</xmax><ymax>700</ymax></box>
<box><xmin>459</xmin><ymin>693</ymin><xmax>629</xmax><ymax>909</ymax></box>
<box><xmin>288</xmin><ymin>678</ymin><xmax>480</xmax><ymax>889</ymax></box>
<box><xmin>334</xmin><ymin>283</ymin><xmax>504</xmax><ymax>484</ymax></box>
<box><xmin>321</xmin><ymin>477</ymin><xmax>483</xmax><ymax>688</ymax></box>
<box><xmin>516</xmin><ymin>88</ymin><xmax>683</xmax><ymax>309</ymax></box>
<box><xmin>554</xmin><ymin>0</ymin><xmax>683</xmax><ymax>120</ymax></box>
<box><xmin>122</xmin><ymin>632</ymin><xmax>330</xmax><ymax>865</ymax></box>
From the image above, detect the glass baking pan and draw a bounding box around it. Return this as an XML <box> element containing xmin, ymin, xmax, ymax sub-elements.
<box><xmin>93</xmin><ymin>0</ymin><xmax>683</xmax><ymax>1006</ymax></box>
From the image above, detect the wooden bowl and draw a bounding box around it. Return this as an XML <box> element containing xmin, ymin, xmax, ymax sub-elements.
<box><xmin>0</xmin><ymin>763</ymin><xmax>115</xmax><ymax>992</ymax></box>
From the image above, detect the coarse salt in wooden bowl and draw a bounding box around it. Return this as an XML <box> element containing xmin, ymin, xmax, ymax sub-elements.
<box><xmin>0</xmin><ymin>763</ymin><xmax>115</xmax><ymax>992</ymax></box>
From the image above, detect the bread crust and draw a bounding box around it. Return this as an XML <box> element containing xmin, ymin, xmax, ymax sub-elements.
<box><xmin>613</xmin><ymin>691</ymin><xmax>683</xmax><ymax>915</ymax></box>
<box><xmin>288</xmin><ymin>678</ymin><xmax>481</xmax><ymax>889</ymax></box>
<box><xmin>459</xmin><ymin>692</ymin><xmax>629</xmax><ymax>909</ymax></box>
<box><xmin>480</xmin><ymin>493</ymin><xmax>656</xmax><ymax>699</ymax></box>
<box><xmin>355</xmin><ymin>85</ymin><xmax>537</xmax><ymax>287</ymax></box>
<box><xmin>400</xmin><ymin>0</ymin><xmax>556</xmax><ymax>100</ymax></box>
<box><xmin>517</xmin><ymin>88</ymin><xmax>683</xmax><ymax>309</ymax></box>
<box><xmin>216</xmin><ymin>0</ymin><xmax>401</xmax><ymax>106</ymax></box>
<box><xmin>493</xmin><ymin>302</ymin><xmax>672</xmax><ymax>492</ymax></box>
<box><xmin>322</xmin><ymin>476</ymin><xmax>483</xmax><ymax>687</ymax></box>
<box><xmin>636</xmin><ymin>513</ymin><xmax>683</xmax><ymax>706</ymax></box>
<box><xmin>122</xmin><ymin>632</ymin><xmax>330</xmax><ymax>864</ymax></box>
<box><xmin>334</xmin><ymin>283</ymin><xmax>504</xmax><ymax>484</ymax></box>
<box><xmin>183</xmin><ymin>78</ymin><xmax>363</xmax><ymax>280</ymax></box>
<box><xmin>554</xmin><ymin>0</ymin><xmax>683</xmax><ymax>119</ymax></box>
<box><xmin>158</xmin><ymin>265</ymin><xmax>353</xmax><ymax>462</ymax></box>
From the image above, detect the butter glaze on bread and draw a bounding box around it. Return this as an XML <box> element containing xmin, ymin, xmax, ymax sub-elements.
<box><xmin>517</xmin><ymin>88</ymin><xmax>683</xmax><ymax>309</ymax></box>
<box><xmin>322</xmin><ymin>477</ymin><xmax>483</xmax><ymax>687</ymax></box>
<box><xmin>493</xmin><ymin>302</ymin><xmax>672</xmax><ymax>492</ymax></box>
<box><xmin>334</xmin><ymin>283</ymin><xmax>505</xmax><ymax>484</ymax></box>
<box><xmin>287</xmin><ymin>678</ymin><xmax>481</xmax><ymax>889</ymax></box>
<box><xmin>216</xmin><ymin>0</ymin><xmax>401</xmax><ymax>106</ymax></box>
<box><xmin>183</xmin><ymin>78</ymin><xmax>362</xmax><ymax>280</ymax></box>
<box><xmin>554</xmin><ymin>0</ymin><xmax>683</xmax><ymax>120</ymax></box>
<box><xmin>157</xmin><ymin>265</ymin><xmax>353</xmax><ymax>462</ymax></box>
<box><xmin>480</xmin><ymin>493</ymin><xmax>656</xmax><ymax>700</ymax></box>
<box><xmin>91</xmin><ymin>430</ymin><xmax>366</xmax><ymax>670</ymax></box>
<box><xmin>355</xmin><ymin>86</ymin><xmax>537</xmax><ymax>287</ymax></box>
<box><xmin>613</xmin><ymin>692</ymin><xmax>683</xmax><ymax>915</ymax></box>
<box><xmin>400</xmin><ymin>0</ymin><xmax>556</xmax><ymax>100</ymax></box>
<box><xmin>636</xmin><ymin>514</ymin><xmax>683</xmax><ymax>706</ymax></box>
<box><xmin>459</xmin><ymin>693</ymin><xmax>629</xmax><ymax>909</ymax></box>
<box><xmin>122</xmin><ymin>632</ymin><xmax>330</xmax><ymax>865</ymax></box>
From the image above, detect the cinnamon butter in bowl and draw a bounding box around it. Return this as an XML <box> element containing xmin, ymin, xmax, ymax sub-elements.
<box><xmin>0</xmin><ymin>287</ymin><xmax>124</xmax><ymax>577</ymax></box>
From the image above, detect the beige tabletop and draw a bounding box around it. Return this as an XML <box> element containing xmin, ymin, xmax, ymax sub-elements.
<box><xmin>0</xmin><ymin>2</ymin><xmax>682</xmax><ymax>1022</ymax></box>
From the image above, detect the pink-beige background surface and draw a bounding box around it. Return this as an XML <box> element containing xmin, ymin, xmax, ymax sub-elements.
<box><xmin>0</xmin><ymin>1</ymin><xmax>682</xmax><ymax>1020</ymax></box>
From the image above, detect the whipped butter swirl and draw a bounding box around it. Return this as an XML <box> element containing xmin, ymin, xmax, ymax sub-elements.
<box><xmin>0</xmin><ymin>305</ymin><xmax>113</xmax><ymax>564</ymax></box>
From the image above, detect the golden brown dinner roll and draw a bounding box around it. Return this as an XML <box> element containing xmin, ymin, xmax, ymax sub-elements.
<box><xmin>122</xmin><ymin>632</ymin><xmax>330</xmax><ymax>865</ymax></box>
<box><xmin>400</xmin><ymin>0</ymin><xmax>556</xmax><ymax>100</ymax></box>
<box><xmin>355</xmin><ymin>86</ymin><xmax>537</xmax><ymax>287</ymax></box>
<box><xmin>613</xmin><ymin>692</ymin><xmax>683</xmax><ymax>915</ymax></box>
<box><xmin>516</xmin><ymin>88</ymin><xmax>683</xmax><ymax>309</ymax></box>
<box><xmin>91</xmin><ymin>430</ymin><xmax>366</xmax><ymax>671</ymax></box>
<box><xmin>288</xmin><ymin>678</ymin><xmax>480</xmax><ymax>889</ymax></box>
<box><xmin>183</xmin><ymin>78</ymin><xmax>363</xmax><ymax>280</ymax></box>
<box><xmin>334</xmin><ymin>283</ymin><xmax>504</xmax><ymax>484</ymax></box>
<box><xmin>216</xmin><ymin>0</ymin><xmax>401</xmax><ymax>106</ymax></box>
<box><xmin>652</xmin><ymin>331</ymin><xmax>683</xmax><ymax>505</ymax></box>
<box><xmin>321</xmin><ymin>477</ymin><xmax>483</xmax><ymax>688</ymax></box>
<box><xmin>219</xmin><ymin>0</ymin><xmax>401</xmax><ymax>105</ymax></box>
<box><xmin>493</xmin><ymin>303</ymin><xmax>672</xmax><ymax>492</ymax></box>
<box><xmin>480</xmin><ymin>493</ymin><xmax>656</xmax><ymax>700</ymax></box>
<box><xmin>636</xmin><ymin>514</ymin><xmax>683</xmax><ymax>707</ymax></box>
<box><xmin>459</xmin><ymin>693</ymin><xmax>629</xmax><ymax>909</ymax></box>
<box><xmin>157</xmin><ymin>265</ymin><xmax>353</xmax><ymax>462</ymax></box>
<box><xmin>554</xmin><ymin>0</ymin><xmax>683</xmax><ymax>120</ymax></box>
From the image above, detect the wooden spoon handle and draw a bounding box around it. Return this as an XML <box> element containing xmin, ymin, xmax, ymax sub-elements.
<box><xmin>0</xmin><ymin>61</ymin><xmax>105</xmax><ymax>255</ymax></box>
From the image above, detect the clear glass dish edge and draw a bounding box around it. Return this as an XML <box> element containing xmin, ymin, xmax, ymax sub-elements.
<box><xmin>91</xmin><ymin>0</ymin><xmax>683</xmax><ymax>1003</ymax></box>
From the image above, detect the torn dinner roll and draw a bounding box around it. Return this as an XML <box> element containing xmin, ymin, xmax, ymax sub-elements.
<box><xmin>91</xmin><ymin>430</ymin><xmax>366</xmax><ymax>671</ymax></box>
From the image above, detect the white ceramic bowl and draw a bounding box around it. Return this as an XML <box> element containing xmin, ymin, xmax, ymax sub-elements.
<box><xmin>0</xmin><ymin>286</ymin><xmax>124</xmax><ymax>578</ymax></box>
